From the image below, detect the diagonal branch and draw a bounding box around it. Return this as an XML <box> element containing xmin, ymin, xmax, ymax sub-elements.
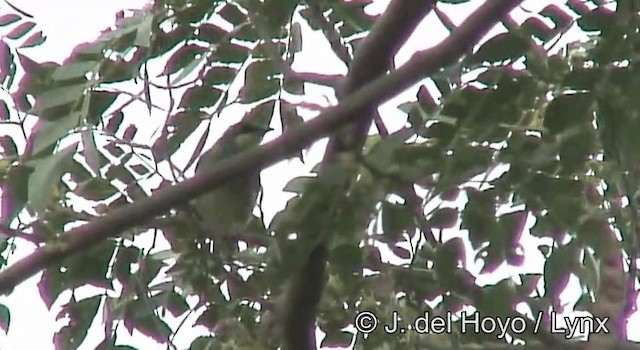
<box><xmin>0</xmin><ymin>0</ymin><xmax>522</xmax><ymax>297</ymax></box>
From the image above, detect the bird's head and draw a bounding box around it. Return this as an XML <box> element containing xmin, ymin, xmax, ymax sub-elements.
<box><xmin>231</xmin><ymin>122</ymin><xmax>273</xmax><ymax>146</ymax></box>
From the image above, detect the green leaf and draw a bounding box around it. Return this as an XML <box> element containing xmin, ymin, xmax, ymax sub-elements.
<box><xmin>543</xmin><ymin>242</ymin><xmax>579</xmax><ymax>301</ymax></box>
<box><xmin>203</xmin><ymin>66</ymin><xmax>237</xmax><ymax>85</ymax></box>
<box><xmin>195</xmin><ymin>23</ymin><xmax>226</xmax><ymax>43</ymax></box>
<box><xmin>175</xmin><ymin>0</ymin><xmax>215</xmax><ymax>24</ymax></box>
<box><xmin>87</xmin><ymin>90</ymin><xmax>118</xmax><ymax>125</ymax></box>
<box><xmin>461</xmin><ymin>188</ymin><xmax>498</xmax><ymax>249</ymax></box>
<box><xmin>164</xmin><ymin>290</ymin><xmax>189</xmax><ymax>317</ymax></box>
<box><xmin>126</xmin><ymin>301</ymin><xmax>172</xmax><ymax>343</ymax></box>
<box><xmin>219</xmin><ymin>3</ymin><xmax>246</xmax><ymax>26</ymax></box>
<box><xmin>576</xmin><ymin>248</ymin><xmax>599</xmax><ymax>294</ymax></box>
<box><xmin>173</xmin><ymin>53</ymin><xmax>207</xmax><ymax>85</ymax></box>
<box><xmin>215</xmin><ymin>42</ymin><xmax>249</xmax><ymax>63</ymax></box>
<box><xmin>1</xmin><ymin>164</ymin><xmax>32</xmax><ymax>222</ymax></box>
<box><xmin>80</xmin><ymin>128</ymin><xmax>101</xmax><ymax>174</ymax></box>
<box><xmin>290</xmin><ymin>22</ymin><xmax>303</xmax><ymax>53</ymax></box>
<box><xmin>469</xmin><ymin>31</ymin><xmax>532</xmax><ymax>64</ymax></box>
<box><xmin>283</xmin><ymin>176</ymin><xmax>314</xmax><ymax>194</ymax></box>
<box><xmin>189</xmin><ymin>336</ymin><xmax>218</xmax><ymax>350</ymax></box>
<box><xmin>75</xmin><ymin>178</ymin><xmax>120</xmax><ymax>201</ymax></box>
<box><xmin>0</xmin><ymin>135</ymin><xmax>18</xmax><ymax>157</ymax></box>
<box><xmin>577</xmin><ymin>7</ymin><xmax>616</xmax><ymax>32</ymax></box>
<box><xmin>98</xmin><ymin>59</ymin><xmax>136</xmax><ymax>83</ymax></box>
<box><xmin>152</xmin><ymin>110</ymin><xmax>203</xmax><ymax>160</ymax></box>
<box><xmin>112</xmin><ymin>245</ymin><xmax>140</xmax><ymax>284</ymax></box>
<box><xmin>320</xmin><ymin>330</ymin><xmax>354</xmax><ymax>348</ymax></box>
<box><xmin>179</xmin><ymin>85</ymin><xmax>223</xmax><ymax>110</ymax></box>
<box><xmin>51</xmin><ymin>61</ymin><xmax>98</xmax><ymax>81</ymax></box>
<box><xmin>162</xmin><ymin>44</ymin><xmax>206</xmax><ymax>76</ymax></box>
<box><xmin>54</xmin><ymin>295</ymin><xmax>102</xmax><ymax>349</ymax></box>
<box><xmin>477</xmin><ymin>279</ymin><xmax>517</xmax><ymax>318</ymax></box>
<box><xmin>134</xmin><ymin>13</ymin><xmax>154</xmax><ymax>48</ymax></box>
<box><xmin>0</xmin><ymin>303</ymin><xmax>10</xmax><ymax>333</ymax></box>
<box><xmin>31</xmin><ymin>82</ymin><xmax>87</xmax><ymax>113</ymax></box>
<box><xmin>38</xmin><ymin>240</ymin><xmax>115</xmax><ymax>309</ymax></box>
<box><xmin>499</xmin><ymin>209</ymin><xmax>527</xmax><ymax>236</ymax></box>
<box><xmin>260</xmin><ymin>0</ymin><xmax>298</xmax><ymax>35</ymax></box>
<box><xmin>381</xmin><ymin>202</ymin><xmax>413</xmax><ymax>240</ymax></box>
<box><xmin>543</xmin><ymin>93</ymin><xmax>593</xmax><ymax>135</ymax></box>
<box><xmin>27</xmin><ymin>141</ymin><xmax>78</xmax><ymax>214</ymax></box>
<box><xmin>32</xmin><ymin>111</ymin><xmax>81</xmax><ymax>156</ymax></box>
<box><xmin>428</xmin><ymin>207</ymin><xmax>458</xmax><ymax>229</ymax></box>
<box><xmin>435</xmin><ymin>237</ymin><xmax>466</xmax><ymax>284</ymax></box>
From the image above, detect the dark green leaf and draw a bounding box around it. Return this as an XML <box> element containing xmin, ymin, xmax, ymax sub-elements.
<box><xmin>152</xmin><ymin>110</ymin><xmax>203</xmax><ymax>160</ymax></box>
<box><xmin>0</xmin><ymin>135</ymin><xmax>18</xmax><ymax>157</ymax></box>
<box><xmin>164</xmin><ymin>290</ymin><xmax>189</xmax><ymax>317</ymax></box>
<box><xmin>179</xmin><ymin>85</ymin><xmax>223</xmax><ymax>110</ymax></box>
<box><xmin>27</xmin><ymin>142</ymin><xmax>78</xmax><ymax>214</ymax></box>
<box><xmin>577</xmin><ymin>7</ymin><xmax>616</xmax><ymax>32</ymax></box>
<box><xmin>0</xmin><ymin>303</ymin><xmax>9</xmax><ymax>333</ymax></box>
<box><xmin>162</xmin><ymin>44</ymin><xmax>207</xmax><ymax>76</ymax></box>
<box><xmin>469</xmin><ymin>31</ymin><xmax>532</xmax><ymax>64</ymax></box>
<box><xmin>215</xmin><ymin>42</ymin><xmax>249</xmax><ymax>63</ymax></box>
<box><xmin>429</xmin><ymin>207</ymin><xmax>458</xmax><ymax>229</ymax></box>
<box><xmin>1</xmin><ymin>164</ymin><xmax>32</xmax><ymax>222</ymax></box>
<box><xmin>381</xmin><ymin>202</ymin><xmax>413</xmax><ymax>240</ymax></box>
<box><xmin>112</xmin><ymin>245</ymin><xmax>140</xmax><ymax>284</ymax></box>
<box><xmin>87</xmin><ymin>90</ymin><xmax>119</xmax><ymax>125</ymax></box>
<box><xmin>189</xmin><ymin>336</ymin><xmax>218</xmax><ymax>349</ymax></box>
<box><xmin>543</xmin><ymin>93</ymin><xmax>593</xmax><ymax>135</ymax></box>
<box><xmin>203</xmin><ymin>66</ymin><xmax>237</xmax><ymax>85</ymax></box>
<box><xmin>461</xmin><ymin>188</ymin><xmax>498</xmax><ymax>249</ymax></box>
<box><xmin>543</xmin><ymin>243</ymin><xmax>578</xmax><ymax>301</ymax></box>
<box><xmin>320</xmin><ymin>330</ymin><xmax>354</xmax><ymax>348</ymax></box>
<box><xmin>98</xmin><ymin>59</ymin><xmax>136</xmax><ymax>83</ymax></box>
<box><xmin>435</xmin><ymin>237</ymin><xmax>466</xmax><ymax>278</ymax></box>
<box><xmin>125</xmin><ymin>301</ymin><xmax>172</xmax><ymax>343</ymax></box>
<box><xmin>150</xmin><ymin>26</ymin><xmax>190</xmax><ymax>57</ymax></box>
<box><xmin>54</xmin><ymin>296</ymin><xmax>102</xmax><ymax>350</ymax></box>
<box><xmin>195</xmin><ymin>23</ymin><xmax>226</xmax><ymax>44</ymax></box>
<box><xmin>75</xmin><ymin>178</ymin><xmax>119</xmax><ymax>201</ymax></box>
<box><xmin>176</xmin><ymin>1</ymin><xmax>214</xmax><ymax>24</ymax></box>
<box><xmin>219</xmin><ymin>3</ymin><xmax>246</xmax><ymax>26</ymax></box>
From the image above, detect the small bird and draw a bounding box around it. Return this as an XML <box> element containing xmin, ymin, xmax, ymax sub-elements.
<box><xmin>193</xmin><ymin>114</ymin><xmax>272</xmax><ymax>255</ymax></box>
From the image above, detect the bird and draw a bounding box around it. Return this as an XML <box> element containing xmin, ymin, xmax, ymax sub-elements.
<box><xmin>192</xmin><ymin>113</ymin><xmax>272</xmax><ymax>256</ymax></box>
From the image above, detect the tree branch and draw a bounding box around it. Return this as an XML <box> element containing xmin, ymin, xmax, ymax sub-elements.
<box><xmin>280</xmin><ymin>1</ymin><xmax>523</xmax><ymax>349</ymax></box>
<box><xmin>0</xmin><ymin>0</ymin><xmax>522</xmax><ymax>298</ymax></box>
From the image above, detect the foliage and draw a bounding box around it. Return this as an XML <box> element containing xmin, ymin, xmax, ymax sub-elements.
<box><xmin>0</xmin><ymin>1</ymin><xmax>639</xmax><ymax>350</ymax></box>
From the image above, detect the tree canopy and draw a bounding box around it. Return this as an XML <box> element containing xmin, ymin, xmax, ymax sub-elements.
<box><xmin>0</xmin><ymin>0</ymin><xmax>639</xmax><ymax>349</ymax></box>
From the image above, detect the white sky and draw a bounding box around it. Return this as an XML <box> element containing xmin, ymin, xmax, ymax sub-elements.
<box><xmin>0</xmin><ymin>0</ymin><xmax>638</xmax><ymax>349</ymax></box>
